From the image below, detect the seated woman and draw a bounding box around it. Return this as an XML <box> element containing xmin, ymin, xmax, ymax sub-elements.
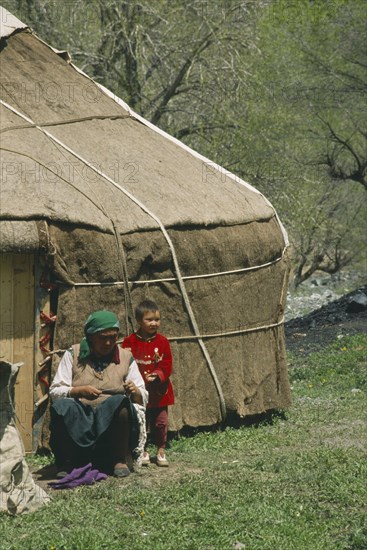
<box><xmin>49</xmin><ymin>310</ymin><xmax>148</xmax><ymax>478</ymax></box>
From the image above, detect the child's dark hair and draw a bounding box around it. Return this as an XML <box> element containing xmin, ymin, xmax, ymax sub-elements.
<box><xmin>135</xmin><ymin>300</ymin><xmax>159</xmax><ymax>322</ymax></box>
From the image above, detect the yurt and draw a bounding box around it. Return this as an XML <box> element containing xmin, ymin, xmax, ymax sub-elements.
<box><xmin>0</xmin><ymin>8</ymin><xmax>291</xmax><ymax>452</ymax></box>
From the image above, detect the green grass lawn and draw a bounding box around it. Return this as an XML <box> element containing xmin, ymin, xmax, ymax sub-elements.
<box><xmin>1</xmin><ymin>334</ymin><xmax>366</xmax><ymax>550</ymax></box>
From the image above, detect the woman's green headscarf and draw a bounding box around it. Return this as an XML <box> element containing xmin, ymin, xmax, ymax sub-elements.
<box><xmin>79</xmin><ymin>310</ymin><xmax>120</xmax><ymax>360</ymax></box>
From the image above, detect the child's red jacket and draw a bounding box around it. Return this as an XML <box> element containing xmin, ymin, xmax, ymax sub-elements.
<box><xmin>122</xmin><ymin>332</ymin><xmax>174</xmax><ymax>408</ymax></box>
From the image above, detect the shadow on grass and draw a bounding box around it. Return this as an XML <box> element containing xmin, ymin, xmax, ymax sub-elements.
<box><xmin>33</xmin><ymin>410</ymin><xmax>289</xmax><ymax>468</ymax></box>
<box><xmin>168</xmin><ymin>408</ymin><xmax>288</xmax><ymax>445</ymax></box>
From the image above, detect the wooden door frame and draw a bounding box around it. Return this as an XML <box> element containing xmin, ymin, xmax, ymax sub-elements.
<box><xmin>0</xmin><ymin>254</ymin><xmax>35</xmax><ymax>451</ymax></box>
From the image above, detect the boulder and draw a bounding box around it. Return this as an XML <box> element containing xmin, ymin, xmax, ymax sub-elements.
<box><xmin>346</xmin><ymin>292</ymin><xmax>367</xmax><ymax>313</ymax></box>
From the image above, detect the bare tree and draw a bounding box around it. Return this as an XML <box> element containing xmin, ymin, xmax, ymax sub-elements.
<box><xmin>298</xmin><ymin>3</ymin><xmax>367</xmax><ymax>192</ymax></box>
<box><xmin>73</xmin><ymin>0</ymin><xmax>258</xmax><ymax>139</ymax></box>
<box><xmin>318</xmin><ymin>117</ymin><xmax>367</xmax><ymax>191</ymax></box>
<box><xmin>287</xmin><ymin>182</ymin><xmax>365</xmax><ymax>288</ymax></box>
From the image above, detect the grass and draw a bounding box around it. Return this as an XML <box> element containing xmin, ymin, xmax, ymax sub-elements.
<box><xmin>1</xmin><ymin>334</ymin><xmax>366</xmax><ymax>550</ymax></box>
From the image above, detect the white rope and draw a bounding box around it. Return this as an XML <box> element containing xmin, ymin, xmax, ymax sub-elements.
<box><xmin>33</xmin><ymin>318</ymin><xmax>285</xmax><ymax>354</ymax></box>
<box><xmin>167</xmin><ymin>317</ymin><xmax>285</xmax><ymax>341</ymax></box>
<box><xmin>1</xmin><ymin>99</ymin><xmax>227</xmax><ymax>420</ymax></box>
<box><xmin>0</xmin><ymin>114</ymin><xmax>129</xmax><ymax>133</ymax></box>
<box><xmin>54</xmin><ymin>248</ymin><xmax>287</xmax><ymax>287</ymax></box>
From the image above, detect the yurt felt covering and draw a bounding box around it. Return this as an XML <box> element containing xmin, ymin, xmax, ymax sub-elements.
<box><xmin>0</xmin><ymin>27</ymin><xmax>292</xmax><ymax>443</ymax></box>
<box><xmin>45</xmin><ymin>220</ymin><xmax>291</xmax><ymax>433</ymax></box>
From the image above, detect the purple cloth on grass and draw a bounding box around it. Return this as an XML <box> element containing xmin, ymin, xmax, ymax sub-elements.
<box><xmin>48</xmin><ymin>463</ymin><xmax>107</xmax><ymax>489</ymax></box>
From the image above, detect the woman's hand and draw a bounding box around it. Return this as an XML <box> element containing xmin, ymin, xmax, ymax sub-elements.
<box><xmin>123</xmin><ymin>380</ymin><xmax>143</xmax><ymax>404</ymax></box>
<box><xmin>70</xmin><ymin>385</ymin><xmax>102</xmax><ymax>399</ymax></box>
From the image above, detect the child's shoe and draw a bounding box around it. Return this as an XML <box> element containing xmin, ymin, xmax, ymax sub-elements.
<box><xmin>142</xmin><ymin>452</ymin><xmax>150</xmax><ymax>466</ymax></box>
<box><xmin>156</xmin><ymin>452</ymin><xmax>169</xmax><ymax>467</ymax></box>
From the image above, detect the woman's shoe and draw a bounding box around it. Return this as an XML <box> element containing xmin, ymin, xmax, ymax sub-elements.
<box><xmin>142</xmin><ymin>452</ymin><xmax>150</xmax><ymax>466</ymax></box>
<box><xmin>113</xmin><ymin>466</ymin><xmax>130</xmax><ymax>478</ymax></box>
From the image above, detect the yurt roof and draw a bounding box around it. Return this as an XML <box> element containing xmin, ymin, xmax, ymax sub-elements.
<box><xmin>0</xmin><ymin>7</ymin><xmax>287</xmax><ymax>242</ymax></box>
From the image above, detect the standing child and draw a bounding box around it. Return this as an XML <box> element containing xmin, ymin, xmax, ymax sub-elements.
<box><xmin>122</xmin><ymin>300</ymin><xmax>174</xmax><ymax>467</ymax></box>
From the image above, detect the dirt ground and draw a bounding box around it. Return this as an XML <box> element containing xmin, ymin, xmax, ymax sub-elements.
<box><xmin>32</xmin><ymin>456</ymin><xmax>203</xmax><ymax>492</ymax></box>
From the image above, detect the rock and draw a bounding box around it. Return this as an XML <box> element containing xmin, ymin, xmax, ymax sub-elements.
<box><xmin>346</xmin><ymin>292</ymin><xmax>367</xmax><ymax>313</ymax></box>
<box><xmin>335</xmin><ymin>314</ymin><xmax>345</xmax><ymax>323</ymax></box>
<box><xmin>311</xmin><ymin>277</ymin><xmax>328</xmax><ymax>286</ymax></box>
<box><xmin>286</xmin><ymin>283</ymin><xmax>367</xmax><ymax>322</ymax></box>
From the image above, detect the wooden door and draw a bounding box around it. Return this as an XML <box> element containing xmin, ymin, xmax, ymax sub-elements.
<box><xmin>0</xmin><ymin>254</ymin><xmax>35</xmax><ymax>451</ymax></box>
